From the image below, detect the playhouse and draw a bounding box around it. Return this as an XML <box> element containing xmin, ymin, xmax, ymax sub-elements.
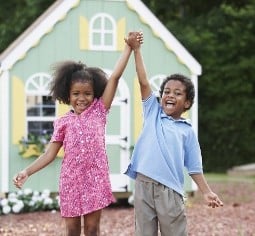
<box><xmin>0</xmin><ymin>0</ymin><xmax>201</xmax><ymax>197</ymax></box>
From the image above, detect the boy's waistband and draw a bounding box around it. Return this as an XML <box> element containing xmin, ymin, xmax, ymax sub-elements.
<box><xmin>136</xmin><ymin>173</ymin><xmax>159</xmax><ymax>184</ymax></box>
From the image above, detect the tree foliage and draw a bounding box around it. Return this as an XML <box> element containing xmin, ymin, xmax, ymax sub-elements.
<box><xmin>143</xmin><ymin>0</ymin><xmax>255</xmax><ymax>171</ymax></box>
<box><xmin>0</xmin><ymin>0</ymin><xmax>54</xmax><ymax>53</ymax></box>
<box><xmin>1</xmin><ymin>0</ymin><xmax>254</xmax><ymax>172</ymax></box>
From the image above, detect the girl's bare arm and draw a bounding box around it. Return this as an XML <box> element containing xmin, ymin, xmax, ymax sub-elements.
<box><xmin>13</xmin><ymin>142</ymin><xmax>62</xmax><ymax>188</ymax></box>
<box><xmin>102</xmin><ymin>43</ymin><xmax>132</xmax><ymax>109</ymax></box>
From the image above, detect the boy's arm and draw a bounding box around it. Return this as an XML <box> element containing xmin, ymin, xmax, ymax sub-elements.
<box><xmin>191</xmin><ymin>173</ymin><xmax>224</xmax><ymax>208</ymax></box>
<box><xmin>134</xmin><ymin>47</ymin><xmax>152</xmax><ymax>100</ymax></box>
<box><xmin>102</xmin><ymin>43</ymin><xmax>132</xmax><ymax>110</ymax></box>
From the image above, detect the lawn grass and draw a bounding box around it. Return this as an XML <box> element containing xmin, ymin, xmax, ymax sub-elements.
<box><xmin>204</xmin><ymin>172</ymin><xmax>255</xmax><ymax>183</ymax></box>
<box><xmin>200</xmin><ymin>173</ymin><xmax>255</xmax><ymax>204</ymax></box>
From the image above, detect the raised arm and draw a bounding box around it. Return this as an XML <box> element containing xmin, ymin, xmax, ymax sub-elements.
<box><xmin>126</xmin><ymin>31</ymin><xmax>151</xmax><ymax>100</ymax></box>
<box><xmin>102</xmin><ymin>32</ymin><xmax>144</xmax><ymax>109</ymax></box>
<box><xmin>101</xmin><ymin>43</ymin><xmax>132</xmax><ymax>110</ymax></box>
<box><xmin>133</xmin><ymin>46</ymin><xmax>152</xmax><ymax>100</ymax></box>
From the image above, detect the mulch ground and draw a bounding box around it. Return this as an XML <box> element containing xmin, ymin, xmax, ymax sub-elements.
<box><xmin>0</xmin><ymin>180</ymin><xmax>255</xmax><ymax>236</ymax></box>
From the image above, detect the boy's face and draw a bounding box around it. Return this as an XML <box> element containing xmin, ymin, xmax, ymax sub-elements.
<box><xmin>160</xmin><ymin>80</ymin><xmax>191</xmax><ymax>119</ymax></box>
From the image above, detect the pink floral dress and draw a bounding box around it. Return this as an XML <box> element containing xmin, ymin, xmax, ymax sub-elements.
<box><xmin>50</xmin><ymin>98</ymin><xmax>115</xmax><ymax>217</ymax></box>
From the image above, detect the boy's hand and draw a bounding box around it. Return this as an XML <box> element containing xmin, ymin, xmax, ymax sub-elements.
<box><xmin>125</xmin><ymin>31</ymin><xmax>143</xmax><ymax>50</ymax></box>
<box><xmin>204</xmin><ymin>191</ymin><xmax>224</xmax><ymax>208</ymax></box>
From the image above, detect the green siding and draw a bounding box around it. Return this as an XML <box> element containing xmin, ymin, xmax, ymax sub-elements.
<box><xmin>5</xmin><ymin>0</ymin><xmax>194</xmax><ymax>193</ymax></box>
<box><xmin>8</xmin><ymin>146</ymin><xmax>61</xmax><ymax>192</ymax></box>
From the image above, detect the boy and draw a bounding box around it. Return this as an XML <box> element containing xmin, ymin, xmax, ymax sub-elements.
<box><xmin>125</xmin><ymin>32</ymin><xmax>223</xmax><ymax>236</ymax></box>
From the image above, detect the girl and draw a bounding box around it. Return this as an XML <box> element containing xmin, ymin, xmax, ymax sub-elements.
<box><xmin>13</xmin><ymin>32</ymin><xmax>143</xmax><ymax>236</ymax></box>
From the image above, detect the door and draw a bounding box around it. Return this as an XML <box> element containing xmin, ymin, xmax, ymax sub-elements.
<box><xmin>104</xmin><ymin>71</ymin><xmax>131</xmax><ymax>192</ymax></box>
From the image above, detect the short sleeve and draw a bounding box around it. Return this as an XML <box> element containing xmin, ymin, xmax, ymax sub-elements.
<box><xmin>184</xmin><ymin>129</ymin><xmax>203</xmax><ymax>174</ymax></box>
<box><xmin>50</xmin><ymin>118</ymin><xmax>65</xmax><ymax>143</ymax></box>
<box><xmin>142</xmin><ymin>93</ymin><xmax>159</xmax><ymax>119</ymax></box>
<box><xmin>98</xmin><ymin>97</ymin><xmax>109</xmax><ymax>116</ymax></box>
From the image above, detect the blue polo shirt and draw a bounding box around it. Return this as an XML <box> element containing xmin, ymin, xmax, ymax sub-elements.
<box><xmin>125</xmin><ymin>93</ymin><xmax>203</xmax><ymax>196</ymax></box>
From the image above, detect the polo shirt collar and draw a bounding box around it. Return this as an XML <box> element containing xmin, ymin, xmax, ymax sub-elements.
<box><xmin>161</xmin><ymin>112</ymin><xmax>191</xmax><ymax>126</ymax></box>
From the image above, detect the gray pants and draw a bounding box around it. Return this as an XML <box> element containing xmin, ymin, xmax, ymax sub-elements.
<box><xmin>134</xmin><ymin>173</ymin><xmax>187</xmax><ymax>236</ymax></box>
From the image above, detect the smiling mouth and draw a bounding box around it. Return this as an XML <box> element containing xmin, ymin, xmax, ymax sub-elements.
<box><xmin>166</xmin><ymin>101</ymin><xmax>175</xmax><ymax>108</ymax></box>
<box><xmin>76</xmin><ymin>103</ymin><xmax>88</xmax><ymax>110</ymax></box>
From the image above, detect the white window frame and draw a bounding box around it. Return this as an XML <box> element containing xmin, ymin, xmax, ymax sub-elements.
<box><xmin>149</xmin><ymin>74</ymin><xmax>167</xmax><ymax>97</ymax></box>
<box><xmin>89</xmin><ymin>13</ymin><xmax>116</xmax><ymax>51</ymax></box>
<box><xmin>25</xmin><ymin>72</ymin><xmax>55</xmax><ymax>137</ymax></box>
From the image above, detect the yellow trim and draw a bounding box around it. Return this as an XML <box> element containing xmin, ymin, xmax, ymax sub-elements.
<box><xmin>20</xmin><ymin>144</ymin><xmax>45</xmax><ymax>158</ymax></box>
<box><xmin>133</xmin><ymin>78</ymin><xmax>143</xmax><ymax>141</ymax></box>
<box><xmin>58</xmin><ymin>147</ymin><xmax>64</xmax><ymax>157</ymax></box>
<box><xmin>59</xmin><ymin>13</ymin><xmax>67</xmax><ymax>21</ymax></box>
<box><xmin>139</xmin><ymin>15</ymin><xmax>147</xmax><ymax>25</ymax></box>
<box><xmin>182</xmin><ymin>111</ymin><xmax>190</xmax><ymax>119</ymax></box>
<box><xmin>57</xmin><ymin>102</ymin><xmax>70</xmax><ymax>117</ymax></box>
<box><xmin>117</xmin><ymin>18</ymin><xmax>126</xmax><ymax>51</ymax></box>
<box><xmin>79</xmin><ymin>16</ymin><xmax>89</xmax><ymax>50</ymax></box>
<box><xmin>45</xmin><ymin>27</ymin><xmax>53</xmax><ymax>34</ymax></box>
<box><xmin>56</xmin><ymin>102</ymin><xmax>69</xmax><ymax>158</ymax></box>
<box><xmin>126</xmin><ymin>1</ymin><xmax>135</xmax><ymax>10</ymax></box>
<box><xmin>177</xmin><ymin>56</ymin><xmax>185</xmax><ymax>65</ymax></box>
<box><xmin>165</xmin><ymin>42</ymin><xmax>173</xmax><ymax>52</ymax></box>
<box><xmin>72</xmin><ymin>0</ymin><xmax>80</xmax><ymax>8</ymax></box>
<box><xmin>12</xmin><ymin>76</ymin><xmax>26</xmax><ymax>144</ymax></box>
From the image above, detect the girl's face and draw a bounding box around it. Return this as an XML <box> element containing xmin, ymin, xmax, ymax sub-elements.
<box><xmin>160</xmin><ymin>80</ymin><xmax>191</xmax><ymax>119</ymax></box>
<box><xmin>69</xmin><ymin>81</ymin><xmax>94</xmax><ymax>114</ymax></box>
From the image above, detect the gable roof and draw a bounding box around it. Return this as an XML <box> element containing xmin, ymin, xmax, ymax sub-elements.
<box><xmin>126</xmin><ymin>0</ymin><xmax>201</xmax><ymax>75</ymax></box>
<box><xmin>0</xmin><ymin>0</ymin><xmax>79</xmax><ymax>72</ymax></box>
<box><xmin>0</xmin><ymin>0</ymin><xmax>201</xmax><ymax>75</ymax></box>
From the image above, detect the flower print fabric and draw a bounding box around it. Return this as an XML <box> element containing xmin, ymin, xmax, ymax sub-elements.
<box><xmin>50</xmin><ymin>98</ymin><xmax>115</xmax><ymax>217</ymax></box>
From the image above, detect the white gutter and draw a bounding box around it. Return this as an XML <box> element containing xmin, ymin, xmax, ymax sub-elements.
<box><xmin>0</xmin><ymin>0</ymin><xmax>80</xmax><ymax>72</ymax></box>
<box><xmin>0</xmin><ymin>70</ymin><xmax>10</xmax><ymax>192</ymax></box>
<box><xmin>126</xmin><ymin>0</ymin><xmax>202</xmax><ymax>76</ymax></box>
<box><xmin>191</xmin><ymin>74</ymin><xmax>198</xmax><ymax>136</ymax></box>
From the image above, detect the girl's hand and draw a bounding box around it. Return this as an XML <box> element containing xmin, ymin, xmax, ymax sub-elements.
<box><xmin>13</xmin><ymin>170</ymin><xmax>28</xmax><ymax>189</ymax></box>
<box><xmin>204</xmin><ymin>191</ymin><xmax>224</xmax><ymax>208</ymax></box>
<box><xmin>125</xmin><ymin>31</ymin><xmax>143</xmax><ymax>50</ymax></box>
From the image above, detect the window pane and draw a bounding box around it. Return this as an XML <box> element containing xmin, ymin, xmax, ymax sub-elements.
<box><xmin>28</xmin><ymin>121</ymin><xmax>53</xmax><ymax>136</ymax></box>
<box><xmin>27</xmin><ymin>95</ymin><xmax>41</xmax><ymax>116</ymax></box>
<box><xmin>104</xmin><ymin>18</ymin><xmax>112</xmax><ymax>30</ymax></box>
<box><xmin>104</xmin><ymin>33</ymin><xmax>113</xmax><ymax>46</ymax></box>
<box><xmin>93</xmin><ymin>32</ymin><xmax>101</xmax><ymax>45</ymax></box>
<box><xmin>27</xmin><ymin>95</ymin><xmax>55</xmax><ymax>117</ymax></box>
<box><xmin>42</xmin><ymin>96</ymin><xmax>55</xmax><ymax>116</ymax></box>
<box><xmin>93</xmin><ymin>18</ymin><xmax>101</xmax><ymax>29</ymax></box>
<box><xmin>27</xmin><ymin>107</ymin><xmax>40</xmax><ymax>116</ymax></box>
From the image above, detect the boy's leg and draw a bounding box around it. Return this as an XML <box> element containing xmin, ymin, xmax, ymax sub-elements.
<box><xmin>155</xmin><ymin>185</ymin><xmax>187</xmax><ymax>236</ymax></box>
<box><xmin>134</xmin><ymin>174</ymin><xmax>158</xmax><ymax>236</ymax></box>
<box><xmin>83</xmin><ymin>209</ymin><xmax>102</xmax><ymax>236</ymax></box>
<box><xmin>64</xmin><ymin>216</ymin><xmax>81</xmax><ymax>236</ymax></box>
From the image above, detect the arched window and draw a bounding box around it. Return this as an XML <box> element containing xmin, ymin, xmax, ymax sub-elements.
<box><xmin>25</xmin><ymin>73</ymin><xmax>55</xmax><ymax>136</ymax></box>
<box><xmin>89</xmin><ymin>13</ymin><xmax>116</xmax><ymax>51</ymax></box>
<box><xmin>149</xmin><ymin>74</ymin><xmax>166</xmax><ymax>98</ymax></box>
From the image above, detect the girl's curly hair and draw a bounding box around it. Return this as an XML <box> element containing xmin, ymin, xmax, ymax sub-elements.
<box><xmin>49</xmin><ymin>61</ymin><xmax>108</xmax><ymax>104</ymax></box>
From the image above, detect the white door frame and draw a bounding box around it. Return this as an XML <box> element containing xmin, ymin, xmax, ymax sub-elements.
<box><xmin>104</xmin><ymin>70</ymin><xmax>131</xmax><ymax>192</ymax></box>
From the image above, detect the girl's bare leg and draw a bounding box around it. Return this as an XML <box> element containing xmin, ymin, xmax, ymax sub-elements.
<box><xmin>83</xmin><ymin>209</ymin><xmax>102</xmax><ymax>236</ymax></box>
<box><xmin>64</xmin><ymin>216</ymin><xmax>81</xmax><ymax>236</ymax></box>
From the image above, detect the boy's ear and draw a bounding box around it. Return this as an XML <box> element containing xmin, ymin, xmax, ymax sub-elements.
<box><xmin>184</xmin><ymin>100</ymin><xmax>191</xmax><ymax>109</ymax></box>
